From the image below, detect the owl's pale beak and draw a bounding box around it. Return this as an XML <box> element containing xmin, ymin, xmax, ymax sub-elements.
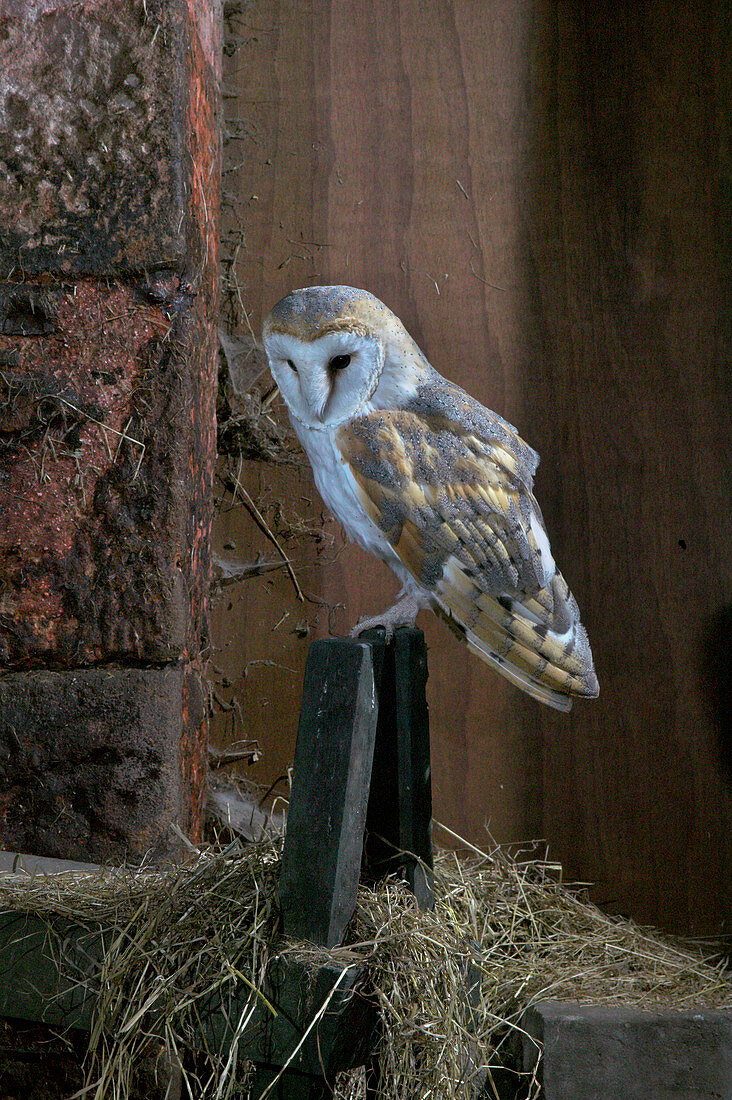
<box><xmin>298</xmin><ymin>366</ymin><xmax>331</xmax><ymax>422</ymax></box>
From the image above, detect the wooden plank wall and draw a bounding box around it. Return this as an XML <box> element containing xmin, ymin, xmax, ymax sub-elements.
<box><xmin>215</xmin><ymin>0</ymin><xmax>730</xmax><ymax>939</ymax></box>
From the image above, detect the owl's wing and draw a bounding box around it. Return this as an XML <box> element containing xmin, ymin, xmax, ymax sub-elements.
<box><xmin>336</xmin><ymin>378</ymin><xmax>598</xmax><ymax>711</ymax></box>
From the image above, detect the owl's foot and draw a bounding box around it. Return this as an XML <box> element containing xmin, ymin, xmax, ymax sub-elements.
<box><xmin>350</xmin><ymin>592</ymin><xmax>425</xmax><ymax>641</ymax></box>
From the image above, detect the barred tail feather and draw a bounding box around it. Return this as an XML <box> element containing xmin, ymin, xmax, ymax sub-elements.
<box><xmin>465</xmin><ymin>631</ymin><xmax>573</xmax><ymax>711</ymax></box>
<box><xmin>435</xmin><ymin>555</ymin><xmax>598</xmax><ymax>710</ymax></box>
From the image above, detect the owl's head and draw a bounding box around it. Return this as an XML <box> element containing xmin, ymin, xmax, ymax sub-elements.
<box><xmin>262</xmin><ymin>285</ymin><xmax>426</xmax><ymax>429</ymax></box>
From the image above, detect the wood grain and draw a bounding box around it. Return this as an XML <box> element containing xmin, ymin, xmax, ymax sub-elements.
<box><xmin>215</xmin><ymin>0</ymin><xmax>730</xmax><ymax>937</ymax></box>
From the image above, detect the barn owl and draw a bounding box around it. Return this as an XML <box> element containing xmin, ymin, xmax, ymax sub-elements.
<box><xmin>263</xmin><ymin>285</ymin><xmax>598</xmax><ymax>711</ymax></box>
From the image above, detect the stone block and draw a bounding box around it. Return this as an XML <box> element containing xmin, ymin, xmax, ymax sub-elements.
<box><xmin>0</xmin><ymin>0</ymin><xmax>220</xmax><ymax>279</ymax></box>
<box><xmin>0</xmin><ymin>666</ymin><xmax>205</xmax><ymax>863</ymax></box>
<box><xmin>0</xmin><ymin>278</ymin><xmax>215</xmax><ymax>668</ymax></box>
<box><xmin>522</xmin><ymin>1001</ymin><xmax>732</xmax><ymax>1100</ymax></box>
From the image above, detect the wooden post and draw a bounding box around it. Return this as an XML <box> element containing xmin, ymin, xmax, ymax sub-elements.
<box><xmin>363</xmin><ymin>628</ymin><xmax>434</xmax><ymax>910</ymax></box>
<box><xmin>278</xmin><ymin>638</ymin><xmax>379</xmax><ymax>947</ymax></box>
<box><xmin>279</xmin><ymin>628</ymin><xmax>434</xmax><ymax>951</ymax></box>
<box><xmin>248</xmin><ymin>1068</ymin><xmax>333</xmax><ymax>1098</ymax></box>
<box><xmin>273</xmin><ymin>629</ymin><xmax>434</xmax><ymax>1097</ymax></box>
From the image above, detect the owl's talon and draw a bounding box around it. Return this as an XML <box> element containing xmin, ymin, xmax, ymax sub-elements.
<box><xmin>349</xmin><ymin>592</ymin><xmax>425</xmax><ymax>641</ymax></box>
<box><xmin>350</xmin><ymin>615</ymin><xmax>394</xmax><ymax>640</ymax></box>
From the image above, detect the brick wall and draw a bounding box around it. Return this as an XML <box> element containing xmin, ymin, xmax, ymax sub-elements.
<box><xmin>0</xmin><ymin>0</ymin><xmax>220</xmax><ymax>863</ymax></box>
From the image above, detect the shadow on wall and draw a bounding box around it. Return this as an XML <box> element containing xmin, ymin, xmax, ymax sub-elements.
<box><xmin>519</xmin><ymin>0</ymin><xmax>730</xmax><ymax>937</ymax></box>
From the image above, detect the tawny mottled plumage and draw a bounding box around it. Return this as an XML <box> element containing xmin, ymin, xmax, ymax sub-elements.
<box><xmin>263</xmin><ymin>285</ymin><xmax>598</xmax><ymax>711</ymax></box>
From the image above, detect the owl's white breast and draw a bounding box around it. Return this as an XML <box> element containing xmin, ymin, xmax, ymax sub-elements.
<box><xmin>290</xmin><ymin>415</ymin><xmax>402</xmax><ymax>569</ymax></box>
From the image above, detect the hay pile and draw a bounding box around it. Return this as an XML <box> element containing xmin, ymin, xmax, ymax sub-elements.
<box><xmin>0</xmin><ymin>834</ymin><xmax>728</xmax><ymax>1100</ymax></box>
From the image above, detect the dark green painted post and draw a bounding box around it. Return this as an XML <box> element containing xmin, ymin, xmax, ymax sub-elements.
<box><xmin>362</xmin><ymin>628</ymin><xmax>434</xmax><ymax>909</ymax></box>
<box><xmin>278</xmin><ymin>638</ymin><xmax>379</xmax><ymax>948</ymax></box>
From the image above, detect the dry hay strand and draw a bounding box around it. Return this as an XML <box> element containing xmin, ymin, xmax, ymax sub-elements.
<box><xmin>0</xmin><ymin>837</ymin><xmax>281</xmax><ymax>1100</ymax></box>
<box><xmin>341</xmin><ymin>836</ymin><xmax>731</xmax><ymax>1098</ymax></box>
<box><xmin>0</xmin><ymin>834</ymin><xmax>728</xmax><ymax>1100</ymax></box>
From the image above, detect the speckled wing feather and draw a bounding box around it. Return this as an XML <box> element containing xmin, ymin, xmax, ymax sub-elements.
<box><xmin>337</xmin><ymin>377</ymin><xmax>598</xmax><ymax>710</ymax></box>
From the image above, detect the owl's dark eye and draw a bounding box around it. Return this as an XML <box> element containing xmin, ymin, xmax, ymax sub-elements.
<box><xmin>329</xmin><ymin>354</ymin><xmax>351</xmax><ymax>371</ymax></box>
<box><xmin>286</xmin><ymin>359</ymin><xmax>297</xmax><ymax>372</ymax></box>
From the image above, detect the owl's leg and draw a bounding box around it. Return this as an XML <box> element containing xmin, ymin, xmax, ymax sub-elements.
<box><xmin>351</xmin><ymin>590</ymin><xmax>429</xmax><ymax>641</ymax></box>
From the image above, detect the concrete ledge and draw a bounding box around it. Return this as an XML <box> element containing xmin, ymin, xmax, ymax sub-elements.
<box><xmin>522</xmin><ymin>1000</ymin><xmax>732</xmax><ymax>1100</ymax></box>
<box><xmin>0</xmin><ymin>850</ymin><xmax>100</xmax><ymax>875</ymax></box>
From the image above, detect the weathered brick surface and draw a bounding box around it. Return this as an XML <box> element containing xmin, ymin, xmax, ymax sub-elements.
<box><xmin>1</xmin><ymin>278</ymin><xmax>200</xmax><ymax>666</ymax></box>
<box><xmin>0</xmin><ymin>277</ymin><xmax>218</xmax><ymax>673</ymax></box>
<box><xmin>1</xmin><ymin>1</ymin><xmax>188</xmax><ymax>276</ymax></box>
<box><xmin>0</xmin><ymin>667</ymin><xmax>200</xmax><ymax>863</ymax></box>
<box><xmin>0</xmin><ymin>0</ymin><xmax>220</xmax><ymax>861</ymax></box>
<box><xmin>522</xmin><ymin>1001</ymin><xmax>732</xmax><ymax>1100</ymax></box>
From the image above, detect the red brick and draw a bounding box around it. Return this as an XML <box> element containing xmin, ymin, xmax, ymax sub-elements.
<box><xmin>0</xmin><ymin>278</ymin><xmax>210</xmax><ymax>667</ymax></box>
